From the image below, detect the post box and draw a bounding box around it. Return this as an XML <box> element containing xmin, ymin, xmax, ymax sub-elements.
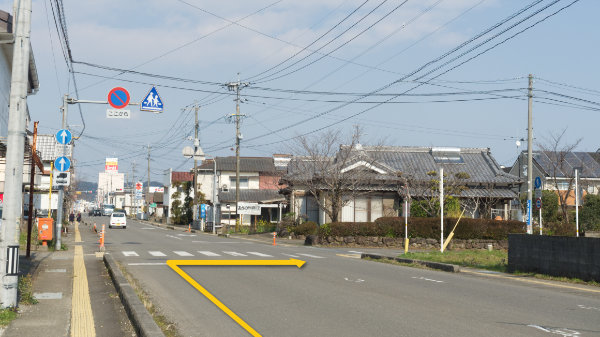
<box><xmin>37</xmin><ymin>218</ymin><xmax>53</xmax><ymax>241</ymax></box>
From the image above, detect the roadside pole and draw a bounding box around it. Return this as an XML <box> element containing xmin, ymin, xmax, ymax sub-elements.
<box><xmin>212</xmin><ymin>158</ymin><xmax>217</xmax><ymax>235</ymax></box>
<box><xmin>1</xmin><ymin>0</ymin><xmax>33</xmax><ymax>308</ymax></box>
<box><xmin>56</xmin><ymin>94</ymin><xmax>68</xmax><ymax>250</ymax></box>
<box><xmin>575</xmin><ymin>168</ymin><xmax>579</xmax><ymax>237</ymax></box>
<box><xmin>404</xmin><ymin>199</ymin><xmax>408</xmax><ymax>254</ymax></box>
<box><xmin>440</xmin><ymin>167</ymin><xmax>444</xmax><ymax>253</ymax></box>
<box><xmin>526</xmin><ymin>74</ymin><xmax>534</xmax><ymax>234</ymax></box>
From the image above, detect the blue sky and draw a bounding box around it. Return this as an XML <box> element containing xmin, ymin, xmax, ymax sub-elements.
<box><xmin>14</xmin><ymin>0</ymin><xmax>600</xmax><ymax>183</ymax></box>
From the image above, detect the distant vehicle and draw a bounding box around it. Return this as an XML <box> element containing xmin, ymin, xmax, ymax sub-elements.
<box><xmin>92</xmin><ymin>209</ymin><xmax>102</xmax><ymax>216</ymax></box>
<box><xmin>109</xmin><ymin>212</ymin><xmax>127</xmax><ymax>229</ymax></box>
<box><xmin>103</xmin><ymin>204</ymin><xmax>115</xmax><ymax>216</ymax></box>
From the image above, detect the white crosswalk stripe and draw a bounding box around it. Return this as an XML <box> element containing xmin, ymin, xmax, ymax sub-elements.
<box><xmin>246</xmin><ymin>252</ymin><xmax>273</xmax><ymax>257</ymax></box>
<box><xmin>122</xmin><ymin>251</ymin><xmax>139</xmax><ymax>257</ymax></box>
<box><xmin>173</xmin><ymin>251</ymin><xmax>194</xmax><ymax>256</ymax></box>
<box><xmin>149</xmin><ymin>251</ymin><xmax>166</xmax><ymax>257</ymax></box>
<box><xmin>281</xmin><ymin>253</ymin><xmax>300</xmax><ymax>258</ymax></box>
<box><xmin>297</xmin><ymin>253</ymin><xmax>325</xmax><ymax>258</ymax></box>
<box><xmin>223</xmin><ymin>251</ymin><xmax>247</xmax><ymax>257</ymax></box>
<box><xmin>197</xmin><ymin>251</ymin><xmax>221</xmax><ymax>257</ymax></box>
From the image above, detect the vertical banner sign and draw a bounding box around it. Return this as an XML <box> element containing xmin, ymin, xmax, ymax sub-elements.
<box><xmin>135</xmin><ymin>181</ymin><xmax>143</xmax><ymax>200</ymax></box>
<box><xmin>105</xmin><ymin>158</ymin><xmax>118</xmax><ymax>172</ymax></box>
<box><xmin>200</xmin><ymin>204</ymin><xmax>206</xmax><ymax>219</ymax></box>
<box><xmin>526</xmin><ymin>199</ymin><xmax>532</xmax><ymax>234</ymax></box>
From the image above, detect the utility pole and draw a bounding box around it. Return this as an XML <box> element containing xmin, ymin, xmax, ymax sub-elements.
<box><xmin>55</xmin><ymin>94</ymin><xmax>68</xmax><ymax>250</ymax></box>
<box><xmin>1</xmin><ymin>0</ymin><xmax>33</xmax><ymax>308</ymax></box>
<box><xmin>131</xmin><ymin>162</ymin><xmax>136</xmax><ymax>215</ymax></box>
<box><xmin>147</xmin><ymin>145</ymin><xmax>151</xmax><ymax>214</ymax></box>
<box><xmin>193</xmin><ymin>104</ymin><xmax>199</xmax><ymax>229</ymax></box>
<box><xmin>440</xmin><ymin>167</ymin><xmax>444</xmax><ymax>253</ymax></box>
<box><xmin>527</xmin><ymin>74</ymin><xmax>533</xmax><ymax>234</ymax></box>
<box><xmin>226</xmin><ymin>75</ymin><xmax>248</xmax><ymax>232</ymax></box>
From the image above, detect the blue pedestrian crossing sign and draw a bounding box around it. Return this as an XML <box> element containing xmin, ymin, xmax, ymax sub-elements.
<box><xmin>140</xmin><ymin>86</ymin><xmax>163</xmax><ymax>113</ymax></box>
<box><xmin>55</xmin><ymin>129</ymin><xmax>72</xmax><ymax>145</ymax></box>
<box><xmin>54</xmin><ymin>156</ymin><xmax>71</xmax><ymax>172</ymax></box>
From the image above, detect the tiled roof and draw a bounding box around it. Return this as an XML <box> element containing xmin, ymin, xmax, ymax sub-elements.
<box><xmin>218</xmin><ymin>189</ymin><xmax>284</xmax><ymax>203</ymax></box>
<box><xmin>198</xmin><ymin>156</ymin><xmax>277</xmax><ymax>173</ymax></box>
<box><xmin>286</xmin><ymin>146</ymin><xmax>519</xmax><ymax>185</ymax></box>
<box><xmin>531</xmin><ymin>151</ymin><xmax>600</xmax><ymax>179</ymax></box>
<box><xmin>34</xmin><ymin>134</ymin><xmax>72</xmax><ymax>161</ymax></box>
<box><xmin>172</xmin><ymin>171</ymin><xmax>193</xmax><ymax>182</ymax></box>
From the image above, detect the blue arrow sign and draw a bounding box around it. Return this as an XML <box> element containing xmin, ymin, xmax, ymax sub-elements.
<box><xmin>54</xmin><ymin>156</ymin><xmax>71</xmax><ymax>172</ymax></box>
<box><xmin>55</xmin><ymin>129</ymin><xmax>72</xmax><ymax>145</ymax></box>
<box><xmin>140</xmin><ymin>86</ymin><xmax>164</xmax><ymax>113</ymax></box>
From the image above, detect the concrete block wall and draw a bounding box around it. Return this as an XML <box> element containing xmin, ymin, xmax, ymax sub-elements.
<box><xmin>507</xmin><ymin>234</ymin><xmax>600</xmax><ymax>282</ymax></box>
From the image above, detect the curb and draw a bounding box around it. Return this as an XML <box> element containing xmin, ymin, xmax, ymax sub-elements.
<box><xmin>361</xmin><ymin>253</ymin><xmax>461</xmax><ymax>273</ymax></box>
<box><xmin>103</xmin><ymin>254</ymin><xmax>165</xmax><ymax>337</ymax></box>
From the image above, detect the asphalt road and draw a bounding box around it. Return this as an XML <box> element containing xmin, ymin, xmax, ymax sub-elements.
<box><xmin>91</xmin><ymin>215</ymin><xmax>600</xmax><ymax>337</ymax></box>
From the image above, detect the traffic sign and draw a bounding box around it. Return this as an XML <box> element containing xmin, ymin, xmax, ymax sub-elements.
<box><xmin>140</xmin><ymin>86</ymin><xmax>163</xmax><ymax>113</ymax></box>
<box><xmin>55</xmin><ymin>129</ymin><xmax>72</xmax><ymax>145</ymax></box>
<box><xmin>54</xmin><ymin>156</ymin><xmax>71</xmax><ymax>172</ymax></box>
<box><xmin>534</xmin><ymin>176</ymin><xmax>542</xmax><ymax>189</ymax></box>
<box><xmin>535</xmin><ymin>198</ymin><xmax>542</xmax><ymax>210</ymax></box>
<box><xmin>106</xmin><ymin>109</ymin><xmax>131</xmax><ymax>119</ymax></box>
<box><xmin>53</xmin><ymin>171</ymin><xmax>70</xmax><ymax>187</ymax></box>
<box><xmin>200</xmin><ymin>204</ymin><xmax>206</xmax><ymax>219</ymax></box>
<box><xmin>107</xmin><ymin>87</ymin><xmax>130</xmax><ymax>109</ymax></box>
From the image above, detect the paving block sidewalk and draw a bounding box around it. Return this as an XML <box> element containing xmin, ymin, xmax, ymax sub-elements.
<box><xmin>3</xmin><ymin>235</ymin><xmax>74</xmax><ymax>337</ymax></box>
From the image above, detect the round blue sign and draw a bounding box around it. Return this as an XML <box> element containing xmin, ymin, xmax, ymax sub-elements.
<box><xmin>534</xmin><ymin>176</ymin><xmax>542</xmax><ymax>189</ymax></box>
<box><xmin>55</xmin><ymin>129</ymin><xmax>72</xmax><ymax>145</ymax></box>
<box><xmin>54</xmin><ymin>156</ymin><xmax>71</xmax><ymax>172</ymax></box>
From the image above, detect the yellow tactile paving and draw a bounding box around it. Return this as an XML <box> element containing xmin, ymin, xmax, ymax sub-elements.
<box><xmin>75</xmin><ymin>221</ymin><xmax>82</xmax><ymax>242</ymax></box>
<box><xmin>71</xmin><ymin>223</ymin><xmax>96</xmax><ymax>337</ymax></box>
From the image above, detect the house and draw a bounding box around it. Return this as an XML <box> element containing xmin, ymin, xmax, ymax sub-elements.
<box><xmin>508</xmin><ymin>150</ymin><xmax>600</xmax><ymax>206</ymax></box>
<box><xmin>282</xmin><ymin>145</ymin><xmax>520</xmax><ymax>224</ymax></box>
<box><xmin>196</xmin><ymin>156</ymin><xmax>288</xmax><ymax>228</ymax></box>
<box><xmin>163</xmin><ymin>169</ymin><xmax>194</xmax><ymax>222</ymax></box>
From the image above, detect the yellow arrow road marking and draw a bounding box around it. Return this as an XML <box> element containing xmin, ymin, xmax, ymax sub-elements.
<box><xmin>167</xmin><ymin>259</ymin><xmax>305</xmax><ymax>337</ymax></box>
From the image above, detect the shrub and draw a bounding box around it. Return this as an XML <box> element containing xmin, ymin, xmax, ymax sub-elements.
<box><xmin>543</xmin><ymin>222</ymin><xmax>577</xmax><ymax>236</ymax></box>
<box><xmin>317</xmin><ymin>217</ymin><xmax>528</xmax><ymax>240</ymax></box>
<box><xmin>292</xmin><ymin>221</ymin><xmax>318</xmax><ymax>236</ymax></box>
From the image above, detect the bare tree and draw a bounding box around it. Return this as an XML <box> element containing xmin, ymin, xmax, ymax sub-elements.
<box><xmin>396</xmin><ymin>161</ymin><xmax>469</xmax><ymax>217</ymax></box>
<box><xmin>286</xmin><ymin>127</ymin><xmax>387</xmax><ymax>223</ymax></box>
<box><xmin>537</xmin><ymin>129</ymin><xmax>583</xmax><ymax>224</ymax></box>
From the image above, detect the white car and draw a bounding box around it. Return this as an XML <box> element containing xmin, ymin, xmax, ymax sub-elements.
<box><xmin>109</xmin><ymin>212</ymin><xmax>127</xmax><ymax>229</ymax></box>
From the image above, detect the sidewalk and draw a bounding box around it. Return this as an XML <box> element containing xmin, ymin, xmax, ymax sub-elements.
<box><xmin>2</xmin><ymin>220</ymin><xmax>134</xmax><ymax>337</ymax></box>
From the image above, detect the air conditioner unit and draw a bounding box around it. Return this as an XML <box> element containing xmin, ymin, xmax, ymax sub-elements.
<box><xmin>221</xmin><ymin>184</ymin><xmax>229</xmax><ymax>192</ymax></box>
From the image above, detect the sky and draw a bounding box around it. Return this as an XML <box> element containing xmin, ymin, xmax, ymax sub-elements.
<box><xmin>10</xmin><ymin>0</ymin><xmax>600</xmax><ymax>184</ymax></box>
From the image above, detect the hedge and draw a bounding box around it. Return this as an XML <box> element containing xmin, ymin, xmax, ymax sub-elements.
<box><xmin>316</xmin><ymin>217</ymin><xmax>527</xmax><ymax>240</ymax></box>
<box><xmin>291</xmin><ymin>221</ymin><xmax>318</xmax><ymax>236</ymax></box>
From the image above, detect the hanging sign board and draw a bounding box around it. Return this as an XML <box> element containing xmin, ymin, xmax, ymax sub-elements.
<box><xmin>237</xmin><ymin>202</ymin><xmax>261</xmax><ymax>215</ymax></box>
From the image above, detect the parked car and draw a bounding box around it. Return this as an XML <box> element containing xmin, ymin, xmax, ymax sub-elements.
<box><xmin>109</xmin><ymin>212</ymin><xmax>127</xmax><ymax>229</ymax></box>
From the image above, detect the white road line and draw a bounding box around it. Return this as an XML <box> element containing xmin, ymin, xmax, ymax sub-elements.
<box><xmin>197</xmin><ymin>251</ymin><xmax>221</xmax><ymax>256</ymax></box>
<box><xmin>128</xmin><ymin>263</ymin><xmax>166</xmax><ymax>266</ymax></box>
<box><xmin>348</xmin><ymin>250</ymin><xmax>363</xmax><ymax>254</ymax></box>
<box><xmin>140</xmin><ymin>227</ymin><xmax>155</xmax><ymax>230</ymax></box>
<box><xmin>173</xmin><ymin>251</ymin><xmax>194</xmax><ymax>257</ymax></box>
<box><xmin>412</xmin><ymin>276</ymin><xmax>444</xmax><ymax>283</ymax></box>
<box><xmin>166</xmin><ymin>235</ymin><xmax>182</xmax><ymax>240</ymax></box>
<box><xmin>122</xmin><ymin>251</ymin><xmax>139</xmax><ymax>257</ymax></box>
<box><xmin>297</xmin><ymin>253</ymin><xmax>324</xmax><ymax>259</ymax></box>
<box><xmin>46</xmin><ymin>269</ymin><xmax>67</xmax><ymax>273</ymax></box>
<box><xmin>149</xmin><ymin>251</ymin><xmax>167</xmax><ymax>257</ymax></box>
<box><xmin>177</xmin><ymin>234</ymin><xmax>196</xmax><ymax>237</ymax></box>
<box><xmin>281</xmin><ymin>253</ymin><xmax>300</xmax><ymax>258</ymax></box>
<box><xmin>223</xmin><ymin>251</ymin><xmax>247</xmax><ymax>257</ymax></box>
<box><xmin>246</xmin><ymin>252</ymin><xmax>273</xmax><ymax>257</ymax></box>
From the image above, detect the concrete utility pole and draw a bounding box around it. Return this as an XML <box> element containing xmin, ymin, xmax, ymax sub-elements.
<box><xmin>575</xmin><ymin>168</ymin><xmax>579</xmax><ymax>237</ymax></box>
<box><xmin>527</xmin><ymin>74</ymin><xmax>533</xmax><ymax>234</ymax></box>
<box><xmin>147</xmin><ymin>145</ymin><xmax>151</xmax><ymax>214</ymax></box>
<box><xmin>1</xmin><ymin>0</ymin><xmax>33</xmax><ymax>308</ymax></box>
<box><xmin>55</xmin><ymin>94</ymin><xmax>68</xmax><ymax>250</ymax></box>
<box><xmin>226</xmin><ymin>75</ymin><xmax>248</xmax><ymax>232</ymax></box>
<box><xmin>193</xmin><ymin>104</ymin><xmax>199</xmax><ymax>229</ymax></box>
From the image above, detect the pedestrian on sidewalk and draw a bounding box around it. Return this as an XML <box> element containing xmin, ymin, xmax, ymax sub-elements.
<box><xmin>76</xmin><ymin>212</ymin><xmax>81</xmax><ymax>223</ymax></box>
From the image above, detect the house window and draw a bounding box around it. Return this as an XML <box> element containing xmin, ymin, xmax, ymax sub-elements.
<box><xmin>556</xmin><ymin>182</ymin><xmax>570</xmax><ymax>190</ymax></box>
<box><xmin>229</xmin><ymin>177</ymin><xmax>249</xmax><ymax>189</ymax></box>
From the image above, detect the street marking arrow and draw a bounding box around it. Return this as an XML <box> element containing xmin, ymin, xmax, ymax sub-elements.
<box><xmin>167</xmin><ymin>259</ymin><xmax>305</xmax><ymax>337</ymax></box>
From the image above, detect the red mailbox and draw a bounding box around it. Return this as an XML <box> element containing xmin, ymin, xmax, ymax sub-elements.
<box><xmin>37</xmin><ymin>218</ymin><xmax>53</xmax><ymax>242</ymax></box>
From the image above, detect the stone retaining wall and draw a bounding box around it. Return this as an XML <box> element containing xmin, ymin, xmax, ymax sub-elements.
<box><xmin>298</xmin><ymin>234</ymin><xmax>507</xmax><ymax>250</ymax></box>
